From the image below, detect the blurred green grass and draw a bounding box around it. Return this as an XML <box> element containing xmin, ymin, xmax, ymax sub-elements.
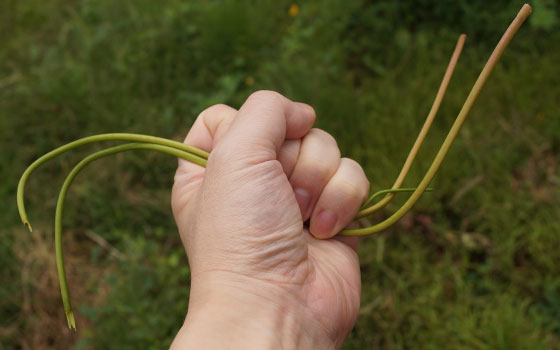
<box><xmin>1</xmin><ymin>0</ymin><xmax>559</xmax><ymax>349</ymax></box>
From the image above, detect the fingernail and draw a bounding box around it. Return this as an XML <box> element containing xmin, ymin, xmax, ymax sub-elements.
<box><xmin>294</xmin><ymin>188</ymin><xmax>311</xmax><ymax>218</ymax></box>
<box><xmin>315</xmin><ymin>209</ymin><xmax>338</xmax><ymax>237</ymax></box>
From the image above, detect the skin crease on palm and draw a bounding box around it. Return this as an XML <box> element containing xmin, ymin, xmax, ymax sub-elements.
<box><xmin>170</xmin><ymin>91</ymin><xmax>369</xmax><ymax>349</ymax></box>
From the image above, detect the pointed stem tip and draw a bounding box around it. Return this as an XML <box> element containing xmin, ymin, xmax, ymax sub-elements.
<box><xmin>66</xmin><ymin>311</ymin><xmax>76</xmax><ymax>330</ymax></box>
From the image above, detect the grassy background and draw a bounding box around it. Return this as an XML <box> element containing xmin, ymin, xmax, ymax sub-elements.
<box><xmin>1</xmin><ymin>0</ymin><xmax>559</xmax><ymax>349</ymax></box>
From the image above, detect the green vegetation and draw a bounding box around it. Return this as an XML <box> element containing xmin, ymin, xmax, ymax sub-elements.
<box><xmin>1</xmin><ymin>0</ymin><xmax>559</xmax><ymax>349</ymax></box>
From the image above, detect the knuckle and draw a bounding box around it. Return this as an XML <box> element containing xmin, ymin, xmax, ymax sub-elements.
<box><xmin>309</xmin><ymin>128</ymin><xmax>338</xmax><ymax>147</ymax></box>
<box><xmin>341</xmin><ymin>158</ymin><xmax>370</xmax><ymax>200</ymax></box>
<box><xmin>197</xmin><ymin>104</ymin><xmax>231</xmax><ymax>122</ymax></box>
<box><xmin>305</xmin><ymin>129</ymin><xmax>340</xmax><ymax>160</ymax></box>
<box><xmin>341</xmin><ymin>157</ymin><xmax>361</xmax><ymax>170</ymax></box>
<box><xmin>301</xmin><ymin>103</ymin><xmax>316</xmax><ymax>118</ymax></box>
<box><xmin>247</xmin><ymin>90</ymin><xmax>283</xmax><ymax>104</ymax></box>
<box><xmin>205</xmin><ymin>103</ymin><xmax>231</xmax><ymax>115</ymax></box>
<box><xmin>338</xmin><ymin>180</ymin><xmax>366</xmax><ymax>203</ymax></box>
<box><xmin>194</xmin><ymin>104</ymin><xmax>235</xmax><ymax>140</ymax></box>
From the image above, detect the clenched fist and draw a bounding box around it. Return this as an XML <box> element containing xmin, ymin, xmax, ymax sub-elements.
<box><xmin>170</xmin><ymin>91</ymin><xmax>369</xmax><ymax>349</ymax></box>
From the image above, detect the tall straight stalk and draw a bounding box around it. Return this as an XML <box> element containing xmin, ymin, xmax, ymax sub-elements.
<box><xmin>341</xmin><ymin>4</ymin><xmax>532</xmax><ymax>235</ymax></box>
<box><xmin>358</xmin><ymin>34</ymin><xmax>466</xmax><ymax>217</ymax></box>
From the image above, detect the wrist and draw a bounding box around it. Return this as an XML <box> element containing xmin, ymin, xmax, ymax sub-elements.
<box><xmin>171</xmin><ymin>273</ymin><xmax>336</xmax><ymax>350</ymax></box>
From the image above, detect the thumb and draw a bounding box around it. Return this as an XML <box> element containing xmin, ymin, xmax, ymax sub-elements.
<box><xmin>214</xmin><ymin>91</ymin><xmax>315</xmax><ymax>169</ymax></box>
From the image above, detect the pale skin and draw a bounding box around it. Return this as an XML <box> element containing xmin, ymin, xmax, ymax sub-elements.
<box><xmin>170</xmin><ymin>91</ymin><xmax>370</xmax><ymax>349</ymax></box>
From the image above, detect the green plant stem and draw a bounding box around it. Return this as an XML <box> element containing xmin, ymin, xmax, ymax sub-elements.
<box><xmin>360</xmin><ymin>188</ymin><xmax>433</xmax><ymax>209</ymax></box>
<box><xmin>54</xmin><ymin>143</ymin><xmax>206</xmax><ymax>330</ymax></box>
<box><xmin>341</xmin><ymin>4</ymin><xmax>532</xmax><ymax>235</ymax></box>
<box><xmin>17</xmin><ymin>133</ymin><xmax>209</xmax><ymax>231</ymax></box>
<box><xmin>358</xmin><ymin>34</ymin><xmax>465</xmax><ymax>217</ymax></box>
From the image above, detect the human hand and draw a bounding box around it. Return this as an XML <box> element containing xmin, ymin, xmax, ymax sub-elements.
<box><xmin>170</xmin><ymin>91</ymin><xmax>369</xmax><ymax>349</ymax></box>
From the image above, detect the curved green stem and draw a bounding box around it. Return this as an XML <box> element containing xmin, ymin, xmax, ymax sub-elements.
<box><xmin>17</xmin><ymin>133</ymin><xmax>209</xmax><ymax>231</ymax></box>
<box><xmin>360</xmin><ymin>188</ymin><xmax>432</xmax><ymax>210</ymax></box>
<box><xmin>342</xmin><ymin>4</ymin><xmax>532</xmax><ymax>235</ymax></box>
<box><xmin>55</xmin><ymin>143</ymin><xmax>206</xmax><ymax>330</ymax></box>
<box><xmin>358</xmin><ymin>34</ymin><xmax>465</xmax><ymax>217</ymax></box>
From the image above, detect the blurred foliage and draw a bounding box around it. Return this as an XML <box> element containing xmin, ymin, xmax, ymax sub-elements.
<box><xmin>1</xmin><ymin>0</ymin><xmax>559</xmax><ymax>349</ymax></box>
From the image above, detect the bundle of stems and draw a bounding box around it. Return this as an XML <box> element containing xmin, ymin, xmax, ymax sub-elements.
<box><xmin>16</xmin><ymin>5</ymin><xmax>532</xmax><ymax>330</ymax></box>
